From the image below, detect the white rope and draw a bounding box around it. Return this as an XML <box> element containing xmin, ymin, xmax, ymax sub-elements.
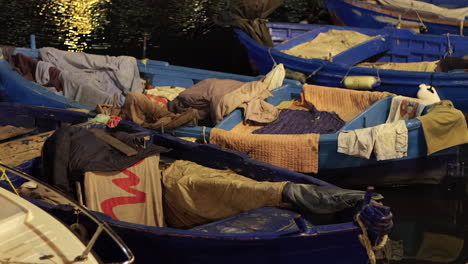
<box><xmin>202</xmin><ymin>126</ymin><xmax>207</xmax><ymax>144</ymax></box>
<box><xmin>267</xmin><ymin>48</ymin><xmax>278</xmax><ymax>68</ymax></box>
<box><xmin>445</xmin><ymin>33</ymin><xmax>453</xmax><ymax>58</ymax></box>
<box><xmin>340</xmin><ymin>66</ymin><xmax>355</xmax><ymax>84</ymax></box>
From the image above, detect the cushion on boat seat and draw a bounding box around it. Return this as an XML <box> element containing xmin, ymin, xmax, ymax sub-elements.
<box><xmin>189</xmin><ymin>206</ymin><xmax>312</xmax><ymax>234</ymax></box>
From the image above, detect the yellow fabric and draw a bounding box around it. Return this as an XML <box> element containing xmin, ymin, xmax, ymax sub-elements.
<box><xmin>276</xmin><ymin>100</ymin><xmax>295</xmax><ymax>109</ymax></box>
<box><xmin>146</xmin><ymin>86</ymin><xmax>186</xmax><ymax>101</ymax></box>
<box><xmin>210</xmin><ymin>127</ymin><xmax>320</xmax><ymax>173</ymax></box>
<box><xmin>282</xmin><ymin>30</ymin><xmax>378</xmax><ymax>59</ymax></box>
<box><xmin>357</xmin><ymin>61</ymin><xmax>440</xmax><ymax>72</ymax></box>
<box><xmin>416</xmin><ymin>100</ymin><xmax>468</xmax><ymax>155</ymax></box>
<box><xmin>415</xmin><ymin>232</ymin><xmax>464</xmax><ymax>263</ymax></box>
<box><xmin>162</xmin><ymin>160</ymin><xmax>287</xmax><ymax>228</ymax></box>
<box><xmin>300</xmin><ymin>84</ymin><xmax>389</xmax><ymax>122</ymax></box>
<box><xmin>84</xmin><ymin>155</ymin><xmax>165</xmax><ymax>227</ymax></box>
<box><xmin>262</xmin><ymin>63</ymin><xmax>286</xmax><ymax>91</ymax></box>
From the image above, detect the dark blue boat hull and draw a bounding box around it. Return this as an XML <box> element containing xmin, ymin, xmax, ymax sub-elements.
<box><xmin>325</xmin><ymin>0</ymin><xmax>468</xmax><ymax>36</ymax></box>
<box><xmin>234</xmin><ymin>24</ymin><xmax>468</xmax><ymax>113</ymax></box>
<box><xmin>0</xmin><ymin>103</ymin><xmax>372</xmax><ymax>264</ymax></box>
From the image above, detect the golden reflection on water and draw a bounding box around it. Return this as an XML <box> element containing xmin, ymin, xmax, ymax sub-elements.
<box><xmin>39</xmin><ymin>0</ymin><xmax>110</xmax><ymax>52</ymax></box>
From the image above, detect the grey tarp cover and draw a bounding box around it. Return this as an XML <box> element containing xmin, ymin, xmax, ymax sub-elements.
<box><xmin>222</xmin><ymin>0</ymin><xmax>283</xmax><ymax>47</ymax></box>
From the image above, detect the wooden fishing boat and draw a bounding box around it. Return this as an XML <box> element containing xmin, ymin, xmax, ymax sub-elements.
<box><xmin>0</xmin><ymin>102</ymin><xmax>393</xmax><ymax>264</ymax></box>
<box><xmin>234</xmin><ymin>22</ymin><xmax>468</xmax><ymax>112</ymax></box>
<box><xmin>0</xmin><ymin>46</ymin><xmax>301</xmax><ymax>140</ymax></box>
<box><xmin>206</xmin><ymin>83</ymin><xmax>466</xmax><ymax>188</ymax></box>
<box><xmin>325</xmin><ymin>0</ymin><xmax>468</xmax><ymax>36</ymax></box>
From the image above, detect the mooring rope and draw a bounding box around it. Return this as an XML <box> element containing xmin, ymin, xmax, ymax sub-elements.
<box><xmin>354</xmin><ymin>212</ymin><xmax>389</xmax><ymax>264</ymax></box>
<box><xmin>0</xmin><ymin>161</ymin><xmax>19</xmax><ymax>195</ymax></box>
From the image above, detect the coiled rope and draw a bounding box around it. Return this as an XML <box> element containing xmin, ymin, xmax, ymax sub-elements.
<box><xmin>354</xmin><ymin>212</ymin><xmax>389</xmax><ymax>264</ymax></box>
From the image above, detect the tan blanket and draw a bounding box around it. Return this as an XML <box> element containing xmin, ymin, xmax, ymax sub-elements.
<box><xmin>300</xmin><ymin>84</ymin><xmax>389</xmax><ymax>122</ymax></box>
<box><xmin>210</xmin><ymin>127</ymin><xmax>320</xmax><ymax>173</ymax></box>
<box><xmin>282</xmin><ymin>30</ymin><xmax>378</xmax><ymax>59</ymax></box>
<box><xmin>162</xmin><ymin>160</ymin><xmax>287</xmax><ymax>228</ymax></box>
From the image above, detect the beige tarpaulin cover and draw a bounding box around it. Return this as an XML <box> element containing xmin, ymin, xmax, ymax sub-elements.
<box><xmin>376</xmin><ymin>0</ymin><xmax>468</xmax><ymax>20</ymax></box>
<box><xmin>357</xmin><ymin>60</ymin><xmax>440</xmax><ymax>72</ymax></box>
<box><xmin>84</xmin><ymin>155</ymin><xmax>165</xmax><ymax>227</ymax></box>
<box><xmin>300</xmin><ymin>84</ymin><xmax>389</xmax><ymax>122</ymax></box>
<box><xmin>281</xmin><ymin>30</ymin><xmax>378</xmax><ymax>59</ymax></box>
<box><xmin>162</xmin><ymin>160</ymin><xmax>287</xmax><ymax>228</ymax></box>
<box><xmin>416</xmin><ymin>100</ymin><xmax>468</xmax><ymax>155</ymax></box>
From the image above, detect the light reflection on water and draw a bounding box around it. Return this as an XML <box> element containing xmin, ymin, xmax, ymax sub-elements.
<box><xmin>37</xmin><ymin>0</ymin><xmax>110</xmax><ymax>51</ymax></box>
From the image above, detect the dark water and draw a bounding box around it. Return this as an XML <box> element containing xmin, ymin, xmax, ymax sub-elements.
<box><xmin>1</xmin><ymin>0</ymin><xmax>467</xmax><ymax>263</ymax></box>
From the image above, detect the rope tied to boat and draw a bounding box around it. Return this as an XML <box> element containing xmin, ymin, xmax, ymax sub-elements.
<box><xmin>305</xmin><ymin>64</ymin><xmax>325</xmax><ymax>81</ymax></box>
<box><xmin>445</xmin><ymin>33</ymin><xmax>454</xmax><ymax>58</ymax></box>
<box><xmin>340</xmin><ymin>66</ymin><xmax>356</xmax><ymax>85</ymax></box>
<box><xmin>202</xmin><ymin>126</ymin><xmax>208</xmax><ymax>144</ymax></box>
<box><xmin>354</xmin><ymin>212</ymin><xmax>389</xmax><ymax>264</ymax></box>
<box><xmin>267</xmin><ymin>47</ymin><xmax>278</xmax><ymax>67</ymax></box>
<box><xmin>460</xmin><ymin>19</ymin><xmax>465</xmax><ymax>36</ymax></box>
<box><xmin>0</xmin><ymin>161</ymin><xmax>19</xmax><ymax>195</ymax></box>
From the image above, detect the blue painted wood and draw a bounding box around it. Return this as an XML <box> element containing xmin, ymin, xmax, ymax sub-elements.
<box><xmin>325</xmin><ymin>0</ymin><xmax>468</xmax><ymax>36</ymax></box>
<box><xmin>234</xmin><ymin>23</ymin><xmax>468</xmax><ymax>113</ymax></box>
<box><xmin>0</xmin><ymin>46</ymin><xmax>303</xmax><ymax>140</ymax></box>
<box><xmin>0</xmin><ymin>102</ymin><xmax>371</xmax><ymax>264</ymax></box>
<box><xmin>213</xmin><ymin>86</ymin><xmax>461</xmax><ymax>186</ymax></box>
<box><xmin>418</xmin><ymin>0</ymin><xmax>467</xmax><ymax>8</ymax></box>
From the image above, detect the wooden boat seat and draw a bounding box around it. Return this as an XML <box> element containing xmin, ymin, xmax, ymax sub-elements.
<box><xmin>189</xmin><ymin>206</ymin><xmax>312</xmax><ymax>234</ymax></box>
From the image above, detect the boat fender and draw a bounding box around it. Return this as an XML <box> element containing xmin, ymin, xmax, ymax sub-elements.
<box><xmin>417</xmin><ymin>84</ymin><xmax>440</xmax><ymax>104</ymax></box>
<box><xmin>343</xmin><ymin>76</ymin><xmax>380</xmax><ymax>90</ymax></box>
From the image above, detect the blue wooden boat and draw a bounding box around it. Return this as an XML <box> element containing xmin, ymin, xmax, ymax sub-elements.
<box><xmin>0</xmin><ymin>46</ymin><xmax>301</xmax><ymax>140</ymax></box>
<box><xmin>0</xmin><ymin>102</ymin><xmax>392</xmax><ymax>264</ymax></box>
<box><xmin>206</xmin><ymin>84</ymin><xmax>465</xmax><ymax>188</ymax></box>
<box><xmin>234</xmin><ymin>22</ymin><xmax>468</xmax><ymax>112</ymax></box>
<box><xmin>325</xmin><ymin>0</ymin><xmax>468</xmax><ymax>36</ymax></box>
